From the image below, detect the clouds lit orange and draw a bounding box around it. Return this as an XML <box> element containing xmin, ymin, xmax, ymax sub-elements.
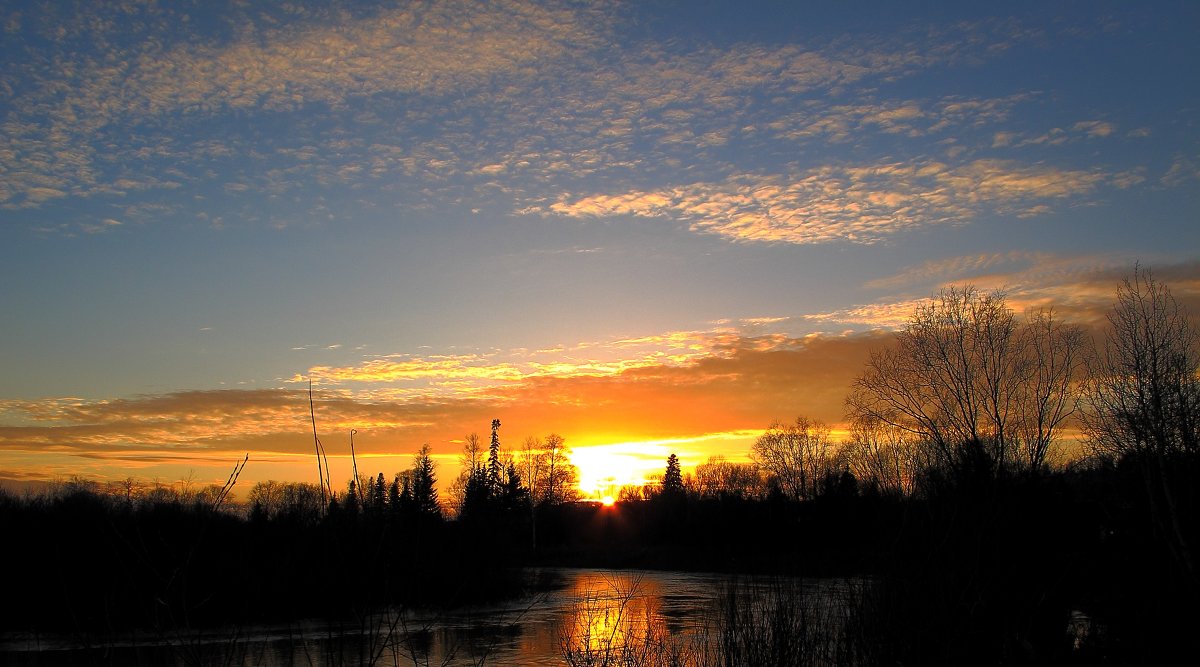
<box><xmin>1</xmin><ymin>1</ymin><xmax>1197</xmax><ymax>497</ymax></box>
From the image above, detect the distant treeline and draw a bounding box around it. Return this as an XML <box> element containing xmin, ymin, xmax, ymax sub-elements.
<box><xmin>3</xmin><ymin>265</ymin><xmax>1196</xmax><ymax>664</ymax></box>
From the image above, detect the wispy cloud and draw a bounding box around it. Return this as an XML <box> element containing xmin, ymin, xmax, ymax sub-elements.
<box><xmin>539</xmin><ymin>159</ymin><xmax>1126</xmax><ymax>244</ymax></box>
<box><xmin>2</xmin><ymin>2</ymin><xmax>1110</xmax><ymax>239</ymax></box>
<box><xmin>817</xmin><ymin>256</ymin><xmax>1200</xmax><ymax>327</ymax></box>
<box><xmin>1</xmin><ymin>0</ymin><xmax>610</xmax><ymax>214</ymax></box>
<box><xmin>6</xmin><ymin>257</ymin><xmax>1197</xmax><ymax>483</ymax></box>
<box><xmin>769</xmin><ymin>94</ymin><xmax>1032</xmax><ymax>144</ymax></box>
<box><xmin>0</xmin><ymin>330</ymin><xmax>889</xmax><ymax>480</ymax></box>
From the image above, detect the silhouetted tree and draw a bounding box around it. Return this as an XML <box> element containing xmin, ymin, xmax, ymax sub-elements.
<box><xmin>370</xmin><ymin>472</ymin><xmax>387</xmax><ymax>515</ymax></box>
<box><xmin>449</xmin><ymin>433</ymin><xmax>483</xmax><ymax>514</ymax></box>
<box><xmin>343</xmin><ymin>478</ymin><xmax>361</xmax><ymax>516</ymax></box>
<box><xmin>848</xmin><ymin>286</ymin><xmax>1084</xmax><ymax>478</ymax></box>
<box><xmin>499</xmin><ymin>460</ymin><xmax>528</xmax><ymax>512</ymax></box>
<box><xmin>458</xmin><ymin>467</ymin><xmax>490</xmax><ymax>520</ymax></box>
<box><xmin>247</xmin><ymin>480</ymin><xmax>324</xmax><ymax>523</ymax></box>
<box><xmin>844</xmin><ymin>415</ymin><xmax>921</xmax><ymax>496</ymax></box>
<box><xmin>487</xmin><ymin>418</ymin><xmax>503</xmax><ymax>494</ymax></box>
<box><xmin>388</xmin><ymin>474</ymin><xmax>402</xmax><ymax>516</ymax></box>
<box><xmin>410</xmin><ymin>444</ymin><xmax>441</xmax><ymax>518</ymax></box>
<box><xmin>694</xmin><ymin>455</ymin><xmax>763</xmax><ymax>499</ymax></box>
<box><xmin>751</xmin><ymin>417</ymin><xmax>835</xmax><ymax>501</ymax></box>
<box><xmin>520</xmin><ymin>436</ymin><xmax>546</xmax><ymax>502</ymax></box>
<box><xmin>662</xmin><ymin>453</ymin><xmax>684</xmax><ymax>497</ymax></box>
<box><xmin>1083</xmin><ymin>265</ymin><xmax>1200</xmax><ymax>460</ymax></box>
<box><xmin>1083</xmin><ymin>264</ymin><xmax>1199</xmax><ymax>587</ymax></box>
<box><xmin>541</xmin><ymin>433</ymin><xmax>579</xmax><ymax>505</ymax></box>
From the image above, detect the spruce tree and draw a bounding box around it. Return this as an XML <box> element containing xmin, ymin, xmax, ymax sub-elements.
<box><xmin>411</xmin><ymin>444</ymin><xmax>441</xmax><ymax>518</ymax></box>
<box><xmin>663</xmin><ymin>453</ymin><xmax>684</xmax><ymax>497</ymax></box>
<box><xmin>487</xmin><ymin>418</ymin><xmax>502</xmax><ymax>495</ymax></box>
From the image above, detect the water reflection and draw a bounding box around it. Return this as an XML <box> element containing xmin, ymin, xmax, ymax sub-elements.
<box><xmin>562</xmin><ymin>572</ymin><xmax>666</xmax><ymax>657</ymax></box>
<box><xmin>0</xmin><ymin>569</ymin><xmax>838</xmax><ymax>666</ymax></box>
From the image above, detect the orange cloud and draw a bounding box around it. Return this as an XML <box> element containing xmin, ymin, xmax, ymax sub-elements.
<box><xmin>6</xmin><ymin>259</ymin><xmax>1197</xmax><ymax>491</ymax></box>
<box><xmin>0</xmin><ymin>331</ymin><xmax>891</xmax><ymax>490</ymax></box>
<box><xmin>541</xmin><ymin>159</ymin><xmax>1125</xmax><ymax>245</ymax></box>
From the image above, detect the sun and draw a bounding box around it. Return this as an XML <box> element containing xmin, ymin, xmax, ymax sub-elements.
<box><xmin>601</xmin><ymin>495</ymin><xmax>616</xmax><ymax>507</ymax></box>
<box><xmin>569</xmin><ymin>444</ymin><xmax>668</xmax><ymax>498</ymax></box>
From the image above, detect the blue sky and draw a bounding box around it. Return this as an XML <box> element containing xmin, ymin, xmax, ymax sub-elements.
<box><xmin>1</xmin><ymin>0</ymin><xmax>1197</xmax><ymax>490</ymax></box>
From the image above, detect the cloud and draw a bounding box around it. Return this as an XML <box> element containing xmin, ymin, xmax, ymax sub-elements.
<box><xmin>6</xmin><ymin>257</ymin><xmax>1197</xmax><ymax>485</ymax></box>
<box><xmin>1</xmin><ymin>3</ymin><xmax>1083</xmax><ymax>235</ymax></box>
<box><xmin>1161</xmin><ymin>155</ymin><xmax>1200</xmax><ymax>188</ymax></box>
<box><xmin>299</xmin><ymin>324</ymin><xmax>803</xmax><ymax>393</ymax></box>
<box><xmin>822</xmin><ymin>255</ymin><xmax>1200</xmax><ymax>327</ymax></box>
<box><xmin>1073</xmin><ymin>120</ymin><xmax>1117</xmax><ymax>138</ymax></box>
<box><xmin>863</xmin><ymin>251</ymin><xmax>1051</xmax><ymax>290</ymax></box>
<box><xmin>990</xmin><ymin>120</ymin><xmax>1121</xmax><ymax>150</ymax></box>
<box><xmin>1</xmin><ymin>0</ymin><xmax>612</xmax><ymax>214</ymax></box>
<box><xmin>539</xmin><ymin>159</ymin><xmax>1123</xmax><ymax>244</ymax></box>
<box><xmin>771</xmin><ymin>94</ymin><xmax>1032</xmax><ymax>144</ymax></box>
<box><xmin>0</xmin><ymin>330</ymin><xmax>892</xmax><ymax>485</ymax></box>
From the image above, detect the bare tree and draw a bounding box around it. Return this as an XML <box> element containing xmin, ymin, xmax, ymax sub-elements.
<box><xmin>1015</xmin><ymin>308</ymin><xmax>1085</xmax><ymax>471</ymax></box>
<box><xmin>1082</xmin><ymin>265</ymin><xmax>1200</xmax><ymax>459</ymax></box>
<box><xmin>844</xmin><ymin>415</ymin><xmax>921</xmax><ymax>496</ymax></box>
<box><xmin>694</xmin><ymin>456</ymin><xmax>764</xmax><ymax>499</ymax></box>
<box><xmin>541</xmin><ymin>433</ymin><xmax>579</xmax><ymax>505</ymax></box>
<box><xmin>447</xmin><ymin>433</ymin><xmax>483</xmax><ymax>514</ymax></box>
<box><xmin>847</xmin><ymin>286</ymin><xmax>1085</xmax><ymax>476</ymax></box>
<box><xmin>751</xmin><ymin>417</ymin><xmax>835</xmax><ymax>500</ymax></box>
<box><xmin>1082</xmin><ymin>265</ymin><xmax>1199</xmax><ymax>585</ymax></box>
<box><xmin>519</xmin><ymin>435</ymin><xmax>547</xmax><ymax>504</ymax></box>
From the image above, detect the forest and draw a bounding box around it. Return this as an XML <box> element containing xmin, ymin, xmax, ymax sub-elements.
<box><xmin>2</xmin><ymin>266</ymin><xmax>1196</xmax><ymax>664</ymax></box>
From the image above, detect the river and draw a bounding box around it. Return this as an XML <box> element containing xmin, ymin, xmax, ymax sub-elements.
<box><xmin>0</xmin><ymin>568</ymin><xmax>858</xmax><ymax>666</ymax></box>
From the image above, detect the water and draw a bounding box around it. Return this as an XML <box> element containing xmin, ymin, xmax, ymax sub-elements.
<box><xmin>0</xmin><ymin>568</ymin><xmax>853</xmax><ymax>666</ymax></box>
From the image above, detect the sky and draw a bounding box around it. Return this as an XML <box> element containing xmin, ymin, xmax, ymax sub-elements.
<box><xmin>1</xmin><ymin>0</ymin><xmax>1198</xmax><ymax>497</ymax></box>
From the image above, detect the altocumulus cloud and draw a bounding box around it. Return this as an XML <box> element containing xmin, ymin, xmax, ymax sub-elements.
<box><xmin>541</xmin><ymin>160</ymin><xmax>1129</xmax><ymax>245</ymax></box>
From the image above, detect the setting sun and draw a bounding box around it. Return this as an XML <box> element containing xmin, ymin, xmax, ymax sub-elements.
<box><xmin>1</xmin><ymin>0</ymin><xmax>1194</xmax><ymax>662</ymax></box>
<box><xmin>569</xmin><ymin>444</ymin><xmax>665</xmax><ymax>498</ymax></box>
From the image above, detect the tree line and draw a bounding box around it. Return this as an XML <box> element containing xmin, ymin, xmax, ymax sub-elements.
<box><xmin>2</xmin><ymin>264</ymin><xmax>1194</xmax><ymax>663</ymax></box>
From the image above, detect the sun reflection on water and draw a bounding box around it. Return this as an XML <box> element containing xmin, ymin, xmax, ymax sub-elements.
<box><xmin>560</xmin><ymin>571</ymin><xmax>671</xmax><ymax>659</ymax></box>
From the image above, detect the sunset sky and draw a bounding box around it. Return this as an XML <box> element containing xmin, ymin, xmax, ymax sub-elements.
<box><xmin>2</xmin><ymin>0</ymin><xmax>1198</xmax><ymax>497</ymax></box>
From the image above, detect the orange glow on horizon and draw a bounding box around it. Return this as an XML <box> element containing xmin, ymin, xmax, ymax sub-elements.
<box><xmin>566</xmin><ymin>430</ymin><xmax>762</xmax><ymax>498</ymax></box>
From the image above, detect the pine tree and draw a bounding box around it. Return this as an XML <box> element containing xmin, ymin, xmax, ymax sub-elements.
<box><xmin>388</xmin><ymin>474</ymin><xmax>402</xmax><ymax>518</ymax></box>
<box><xmin>459</xmin><ymin>465</ymin><xmax>490</xmax><ymax>520</ymax></box>
<box><xmin>371</xmin><ymin>472</ymin><xmax>386</xmax><ymax>514</ymax></box>
<box><xmin>663</xmin><ymin>453</ymin><xmax>684</xmax><ymax>497</ymax></box>
<box><xmin>487</xmin><ymin>418</ymin><xmax>502</xmax><ymax>495</ymax></box>
<box><xmin>343</xmin><ymin>479</ymin><xmax>360</xmax><ymax>516</ymax></box>
<box><xmin>411</xmin><ymin>444</ymin><xmax>441</xmax><ymax>518</ymax></box>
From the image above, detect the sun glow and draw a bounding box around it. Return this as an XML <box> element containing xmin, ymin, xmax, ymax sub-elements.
<box><xmin>568</xmin><ymin>432</ymin><xmax>762</xmax><ymax>499</ymax></box>
<box><xmin>569</xmin><ymin>444</ymin><xmax>671</xmax><ymax>499</ymax></box>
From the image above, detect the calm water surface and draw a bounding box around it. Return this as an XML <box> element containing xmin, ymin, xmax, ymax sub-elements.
<box><xmin>1</xmin><ymin>568</ymin><xmax>852</xmax><ymax>666</ymax></box>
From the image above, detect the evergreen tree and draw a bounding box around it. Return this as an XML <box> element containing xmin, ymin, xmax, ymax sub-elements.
<box><xmin>487</xmin><ymin>418</ymin><xmax>502</xmax><ymax>494</ymax></box>
<box><xmin>499</xmin><ymin>460</ymin><xmax>528</xmax><ymax>512</ymax></box>
<box><xmin>411</xmin><ymin>444</ymin><xmax>441</xmax><ymax>518</ymax></box>
<box><xmin>663</xmin><ymin>453</ymin><xmax>684</xmax><ymax>497</ymax></box>
<box><xmin>459</xmin><ymin>465</ymin><xmax>490</xmax><ymax>520</ymax></box>
<box><xmin>388</xmin><ymin>474</ymin><xmax>402</xmax><ymax>517</ymax></box>
<box><xmin>398</xmin><ymin>472</ymin><xmax>414</xmax><ymax>514</ymax></box>
<box><xmin>369</xmin><ymin>472</ymin><xmax>386</xmax><ymax>514</ymax></box>
<box><xmin>343</xmin><ymin>479</ymin><xmax>360</xmax><ymax>516</ymax></box>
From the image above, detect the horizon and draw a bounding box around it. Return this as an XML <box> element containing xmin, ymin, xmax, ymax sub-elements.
<box><xmin>2</xmin><ymin>0</ymin><xmax>1198</xmax><ymax>496</ymax></box>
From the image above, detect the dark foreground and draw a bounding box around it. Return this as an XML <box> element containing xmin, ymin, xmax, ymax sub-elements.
<box><xmin>1</xmin><ymin>457</ymin><xmax>1196</xmax><ymax>665</ymax></box>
